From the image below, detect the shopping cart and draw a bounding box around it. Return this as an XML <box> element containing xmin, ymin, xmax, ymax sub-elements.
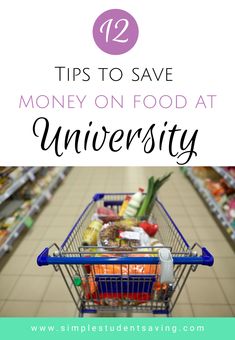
<box><xmin>37</xmin><ymin>193</ymin><xmax>214</xmax><ymax>317</ymax></box>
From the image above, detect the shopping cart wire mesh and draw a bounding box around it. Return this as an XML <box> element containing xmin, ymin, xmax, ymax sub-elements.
<box><xmin>37</xmin><ymin>193</ymin><xmax>214</xmax><ymax>316</ymax></box>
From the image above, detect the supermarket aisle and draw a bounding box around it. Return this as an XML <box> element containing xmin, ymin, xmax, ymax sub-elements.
<box><xmin>0</xmin><ymin>167</ymin><xmax>234</xmax><ymax>317</ymax></box>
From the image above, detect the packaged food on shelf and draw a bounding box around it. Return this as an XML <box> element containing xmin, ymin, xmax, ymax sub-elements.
<box><xmin>192</xmin><ymin>167</ymin><xmax>221</xmax><ymax>181</ymax></box>
<box><xmin>0</xmin><ymin>168</ymin><xmax>14</xmax><ymax>194</ymax></box>
<box><xmin>185</xmin><ymin>166</ymin><xmax>235</xmax><ymax>242</ymax></box>
<box><xmin>223</xmin><ymin>196</ymin><xmax>235</xmax><ymax>227</ymax></box>
<box><xmin>223</xmin><ymin>167</ymin><xmax>235</xmax><ymax>178</ymax></box>
<box><xmin>0</xmin><ymin>230</ymin><xmax>9</xmax><ymax>245</ymax></box>
<box><xmin>205</xmin><ymin>178</ymin><xmax>235</xmax><ymax>201</ymax></box>
<box><xmin>8</xmin><ymin>167</ymin><xmax>25</xmax><ymax>180</ymax></box>
<box><xmin>0</xmin><ymin>167</ymin><xmax>27</xmax><ymax>195</ymax></box>
<box><xmin>0</xmin><ymin>167</ymin><xmax>69</xmax><ymax>257</ymax></box>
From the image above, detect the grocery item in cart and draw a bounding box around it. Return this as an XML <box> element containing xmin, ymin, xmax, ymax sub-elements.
<box><xmin>37</xmin><ymin>191</ymin><xmax>214</xmax><ymax>317</ymax></box>
<box><xmin>118</xmin><ymin>195</ymin><xmax>131</xmax><ymax>216</ymax></box>
<box><xmin>82</xmin><ymin>220</ymin><xmax>103</xmax><ymax>246</ymax></box>
<box><xmin>98</xmin><ymin>215</ymin><xmax>121</xmax><ymax>223</ymax></box>
<box><xmin>114</xmin><ymin>218</ymin><xmax>139</xmax><ymax>228</ymax></box>
<box><xmin>93</xmin><ymin>253</ymin><xmax>159</xmax><ymax>275</ymax></box>
<box><xmin>124</xmin><ymin>188</ymin><xmax>144</xmax><ymax>218</ymax></box>
<box><xmin>96</xmin><ymin>207</ymin><xmax>120</xmax><ymax>223</ymax></box>
<box><xmin>97</xmin><ymin>207</ymin><xmax>117</xmax><ymax>216</ymax></box>
<box><xmin>98</xmin><ymin>222</ymin><xmax>150</xmax><ymax>250</ymax></box>
<box><xmin>150</xmin><ymin>239</ymin><xmax>164</xmax><ymax>249</ymax></box>
<box><xmin>120</xmin><ymin>227</ymin><xmax>150</xmax><ymax>246</ymax></box>
<box><xmin>91</xmin><ymin>212</ymin><xmax>121</xmax><ymax>224</ymax></box>
<box><xmin>83</xmin><ymin>252</ymin><xmax>167</xmax><ymax>306</ymax></box>
<box><xmin>137</xmin><ymin>173</ymin><xmax>172</xmax><ymax>218</ymax></box>
<box><xmin>139</xmin><ymin>221</ymin><xmax>158</xmax><ymax>237</ymax></box>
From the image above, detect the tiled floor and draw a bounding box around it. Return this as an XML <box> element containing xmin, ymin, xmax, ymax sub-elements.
<box><xmin>0</xmin><ymin>167</ymin><xmax>234</xmax><ymax>317</ymax></box>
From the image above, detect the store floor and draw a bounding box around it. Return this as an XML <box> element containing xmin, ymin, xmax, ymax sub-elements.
<box><xmin>0</xmin><ymin>167</ymin><xmax>234</xmax><ymax>317</ymax></box>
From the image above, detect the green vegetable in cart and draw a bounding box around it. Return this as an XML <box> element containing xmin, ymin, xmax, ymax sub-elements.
<box><xmin>137</xmin><ymin>173</ymin><xmax>172</xmax><ymax>219</ymax></box>
<box><xmin>82</xmin><ymin>220</ymin><xmax>103</xmax><ymax>246</ymax></box>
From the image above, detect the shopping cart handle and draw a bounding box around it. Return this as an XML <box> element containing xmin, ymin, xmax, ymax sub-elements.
<box><xmin>37</xmin><ymin>247</ymin><xmax>49</xmax><ymax>266</ymax></box>
<box><xmin>93</xmin><ymin>193</ymin><xmax>105</xmax><ymax>201</ymax></box>
<box><xmin>37</xmin><ymin>247</ymin><xmax>214</xmax><ymax>267</ymax></box>
<box><xmin>201</xmin><ymin>247</ymin><xmax>214</xmax><ymax>267</ymax></box>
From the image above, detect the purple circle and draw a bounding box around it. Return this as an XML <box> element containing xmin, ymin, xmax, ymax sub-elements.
<box><xmin>93</xmin><ymin>9</ymin><xmax>139</xmax><ymax>55</ymax></box>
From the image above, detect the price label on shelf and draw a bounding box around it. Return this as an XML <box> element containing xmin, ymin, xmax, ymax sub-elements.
<box><xmin>28</xmin><ymin>172</ymin><xmax>35</xmax><ymax>181</ymax></box>
<box><xmin>3</xmin><ymin>244</ymin><xmax>9</xmax><ymax>252</ymax></box>
<box><xmin>24</xmin><ymin>216</ymin><xmax>34</xmax><ymax>229</ymax></box>
<box><xmin>59</xmin><ymin>172</ymin><xmax>65</xmax><ymax>181</ymax></box>
<box><xmin>20</xmin><ymin>177</ymin><xmax>26</xmax><ymax>185</ymax></box>
<box><xmin>3</xmin><ymin>192</ymin><xmax>9</xmax><ymax>200</ymax></box>
<box><xmin>44</xmin><ymin>191</ymin><xmax>52</xmax><ymax>201</ymax></box>
<box><xmin>34</xmin><ymin>204</ymin><xmax>40</xmax><ymax>212</ymax></box>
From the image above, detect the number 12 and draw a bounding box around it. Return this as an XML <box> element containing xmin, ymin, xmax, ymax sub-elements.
<box><xmin>100</xmin><ymin>18</ymin><xmax>129</xmax><ymax>43</ymax></box>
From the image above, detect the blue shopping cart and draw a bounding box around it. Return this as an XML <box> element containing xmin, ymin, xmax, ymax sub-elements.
<box><xmin>37</xmin><ymin>193</ymin><xmax>214</xmax><ymax>316</ymax></box>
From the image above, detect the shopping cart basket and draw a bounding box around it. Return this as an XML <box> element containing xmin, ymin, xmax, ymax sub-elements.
<box><xmin>37</xmin><ymin>193</ymin><xmax>214</xmax><ymax>316</ymax></box>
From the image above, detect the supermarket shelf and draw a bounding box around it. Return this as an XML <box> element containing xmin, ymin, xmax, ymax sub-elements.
<box><xmin>185</xmin><ymin>168</ymin><xmax>235</xmax><ymax>241</ymax></box>
<box><xmin>0</xmin><ymin>167</ymin><xmax>41</xmax><ymax>205</ymax></box>
<box><xmin>0</xmin><ymin>167</ymin><xmax>69</xmax><ymax>258</ymax></box>
<box><xmin>213</xmin><ymin>167</ymin><xmax>235</xmax><ymax>189</ymax></box>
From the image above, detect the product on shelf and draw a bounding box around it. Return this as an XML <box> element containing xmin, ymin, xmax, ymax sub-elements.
<box><xmin>0</xmin><ymin>230</ymin><xmax>9</xmax><ymax>245</ymax></box>
<box><xmin>0</xmin><ymin>167</ymin><xmax>27</xmax><ymax>195</ymax></box>
<box><xmin>222</xmin><ymin>196</ymin><xmax>235</xmax><ymax>227</ymax></box>
<box><xmin>0</xmin><ymin>167</ymin><xmax>69</xmax><ymax>257</ymax></box>
<box><xmin>223</xmin><ymin>167</ymin><xmax>235</xmax><ymax>178</ymax></box>
<box><xmin>192</xmin><ymin>167</ymin><xmax>221</xmax><ymax>181</ymax></box>
<box><xmin>8</xmin><ymin>167</ymin><xmax>26</xmax><ymax>180</ymax></box>
<box><xmin>205</xmin><ymin>178</ymin><xmax>235</xmax><ymax>201</ymax></box>
<box><xmin>186</xmin><ymin>167</ymin><xmax>235</xmax><ymax>240</ymax></box>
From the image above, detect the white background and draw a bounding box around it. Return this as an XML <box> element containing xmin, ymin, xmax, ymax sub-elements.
<box><xmin>0</xmin><ymin>0</ymin><xmax>234</xmax><ymax>165</ymax></box>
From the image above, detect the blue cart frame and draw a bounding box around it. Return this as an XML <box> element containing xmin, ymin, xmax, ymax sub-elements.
<box><xmin>37</xmin><ymin>193</ymin><xmax>214</xmax><ymax>317</ymax></box>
